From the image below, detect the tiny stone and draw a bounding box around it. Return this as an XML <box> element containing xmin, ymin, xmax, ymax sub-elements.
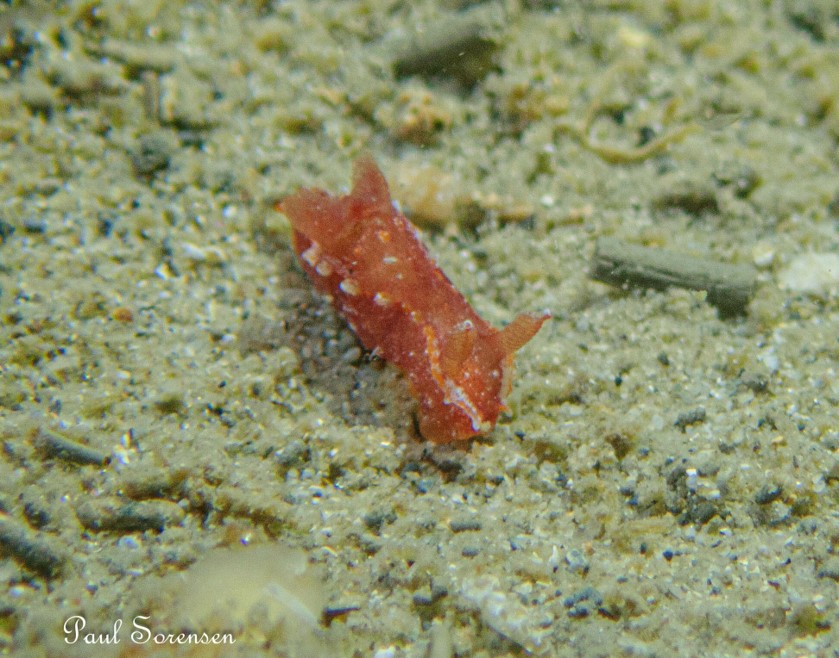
<box><xmin>449</xmin><ymin>518</ymin><xmax>482</xmax><ymax>533</ymax></box>
<box><xmin>565</xmin><ymin>548</ymin><xmax>590</xmax><ymax>575</ymax></box>
<box><xmin>363</xmin><ymin>508</ymin><xmax>397</xmax><ymax>533</ymax></box>
<box><xmin>563</xmin><ymin>586</ymin><xmax>602</xmax><ymax>618</ymax></box>
<box><xmin>674</xmin><ymin>407</ymin><xmax>706</xmax><ymax>432</ymax></box>
<box><xmin>414</xmin><ymin>477</ymin><xmax>437</xmax><ymax>494</ymax></box>
<box><xmin>824</xmin><ymin>462</ymin><xmax>839</xmax><ymax>484</ymax></box>
<box><xmin>754</xmin><ymin>484</ymin><xmax>783</xmax><ymax>505</ymax></box>
<box><xmin>132</xmin><ymin>132</ymin><xmax>177</xmax><ymax>177</ymax></box>
<box><xmin>23</xmin><ymin>218</ymin><xmax>46</xmax><ymax>234</ymax></box>
<box><xmin>412</xmin><ymin>589</ymin><xmax>434</xmax><ymax>606</ymax></box>
<box><xmin>751</xmin><ymin>242</ymin><xmax>775</xmax><ymax>267</ymax></box>
<box><xmin>816</xmin><ymin>557</ymin><xmax>839</xmax><ymax>582</ymax></box>
<box><xmin>778</xmin><ymin>252</ymin><xmax>839</xmax><ymax>293</ymax></box>
<box><xmin>75</xmin><ymin>499</ymin><xmax>185</xmax><ymax>533</ymax></box>
<box><xmin>0</xmin><ymin>219</ymin><xmax>15</xmax><ymax>243</ymax></box>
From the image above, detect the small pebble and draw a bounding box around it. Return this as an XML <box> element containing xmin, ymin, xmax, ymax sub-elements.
<box><xmin>75</xmin><ymin>499</ymin><xmax>185</xmax><ymax>533</ymax></box>
<box><xmin>563</xmin><ymin>586</ymin><xmax>602</xmax><ymax>618</ymax></box>
<box><xmin>0</xmin><ymin>219</ymin><xmax>15</xmax><ymax>243</ymax></box>
<box><xmin>565</xmin><ymin>548</ymin><xmax>590</xmax><ymax>575</ymax></box>
<box><xmin>33</xmin><ymin>428</ymin><xmax>109</xmax><ymax>466</ymax></box>
<box><xmin>778</xmin><ymin>253</ymin><xmax>839</xmax><ymax>293</ymax></box>
<box><xmin>674</xmin><ymin>407</ymin><xmax>706</xmax><ymax>432</ymax></box>
<box><xmin>449</xmin><ymin>518</ymin><xmax>482</xmax><ymax>533</ymax></box>
<box><xmin>751</xmin><ymin>242</ymin><xmax>775</xmax><ymax>267</ymax></box>
<box><xmin>0</xmin><ymin>517</ymin><xmax>66</xmax><ymax>578</ymax></box>
<box><xmin>754</xmin><ymin>484</ymin><xmax>783</xmax><ymax>505</ymax></box>
<box><xmin>117</xmin><ymin>536</ymin><xmax>141</xmax><ymax>550</ymax></box>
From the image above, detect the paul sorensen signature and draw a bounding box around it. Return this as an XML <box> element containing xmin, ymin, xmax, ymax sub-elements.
<box><xmin>62</xmin><ymin>615</ymin><xmax>235</xmax><ymax>646</ymax></box>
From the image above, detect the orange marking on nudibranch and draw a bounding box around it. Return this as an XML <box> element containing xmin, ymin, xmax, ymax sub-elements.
<box><xmin>276</xmin><ymin>155</ymin><xmax>550</xmax><ymax>443</ymax></box>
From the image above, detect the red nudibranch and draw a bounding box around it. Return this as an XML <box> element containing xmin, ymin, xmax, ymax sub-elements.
<box><xmin>276</xmin><ymin>156</ymin><xmax>549</xmax><ymax>443</ymax></box>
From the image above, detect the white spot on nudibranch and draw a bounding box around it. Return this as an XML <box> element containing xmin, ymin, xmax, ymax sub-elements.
<box><xmin>315</xmin><ymin>260</ymin><xmax>333</xmax><ymax>277</ymax></box>
<box><xmin>301</xmin><ymin>243</ymin><xmax>321</xmax><ymax>267</ymax></box>
<box><xmin>383</xmin><ymin>256</ymin><xmax>398</xmax><ymax>264</ymax></box>
<box><xmin>373</xmin><ymin>292</ymin><xmax>390</xmax><ymax>306</ymax></box>
<box><xmin>339</xmin><ymin>278</ymin><xmax>359</xmax><ymax>295</ymax></box>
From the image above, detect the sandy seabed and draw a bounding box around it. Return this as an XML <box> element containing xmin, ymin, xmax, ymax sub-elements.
<box><xmin>1</xmin><ymin>1</ymin><xmax>838</xmax><ymax>656</ymax></box>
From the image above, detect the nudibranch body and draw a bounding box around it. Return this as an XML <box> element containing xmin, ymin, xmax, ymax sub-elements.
<box><xmin>277</xmin><ymin>156</ymin><xmax>549</xmax><ymax>443</ymax></box>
